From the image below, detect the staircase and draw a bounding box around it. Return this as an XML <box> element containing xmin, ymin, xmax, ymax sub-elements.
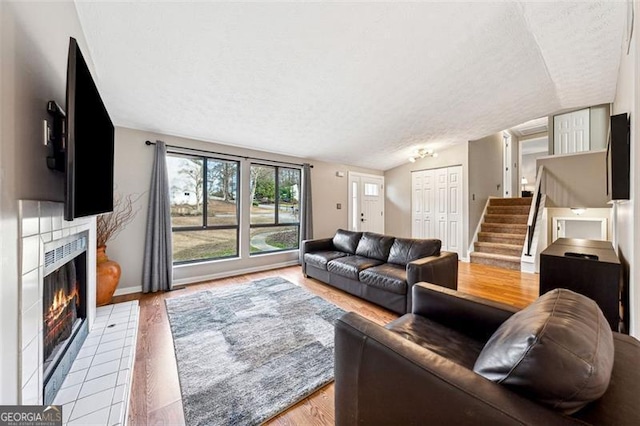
<box><xmin>470</xmin><ymin>197</ymin><xmax>532</xmax><ymax>271</ymax></box>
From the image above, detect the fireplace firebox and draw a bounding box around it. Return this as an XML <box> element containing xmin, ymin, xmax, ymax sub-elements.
<box><xmin>43</xmin><ymin>253</ymin><xmax>86</xmax><ymax>376</ymax></box>
<box><xmin>42</xmin><ymin>232</ymin><xmax>89</xmax><ymax>404</ymax></box>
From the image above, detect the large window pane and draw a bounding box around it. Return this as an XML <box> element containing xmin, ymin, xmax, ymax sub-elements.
<box><xmin>250</xmin><ymin>165</ymin><xmax>276</xmax><ymax>224</ymax></box>
<box><xmin>168</xmin><ymin>155</ymin><xmax>204</xmax><ymax>227</ymax></box>
<box><xmin>250</xmin><ymin>164</ymin><xmax>301</xmax><ymax>255</ymax></box>
<box><xmin>250</xmin><ymin>226</ymin><xmax>299</xmax><ymax>254</ymax></box>
<box><xmin>172</xmin><ymin>229</ymin><xmax>238</xmax><ymax>262</ymax></box>
<box><xmin>278</xmin><ymin>167</ymin><xmax>300</xmax><ymax>223</ymax></box>
<box><xmin>207</xmin><ymin>159</ymin><xmax>238</xmax><ymax>226</ymax></box>
<box><xmin>168</xmin><ymin>153</ymin><xmax>240</xmax><ymax>264</ymax></box>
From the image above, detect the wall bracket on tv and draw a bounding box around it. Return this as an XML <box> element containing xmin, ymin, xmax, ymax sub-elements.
<box><xmin>46</xmin><ymin>100</ymin><xmax>66</xmax><ymax>172</ymax></box>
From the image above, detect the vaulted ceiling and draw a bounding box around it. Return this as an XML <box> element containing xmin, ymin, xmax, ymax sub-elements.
<box><xmin>75</xmin><ymin>1</ymin><xmax>628</xmax><ymax>171</ymax></box>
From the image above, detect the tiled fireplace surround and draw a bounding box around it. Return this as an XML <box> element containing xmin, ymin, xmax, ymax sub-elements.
<box><xmin>18</xmin><ymin>201</ymin><xmax>138</xmax><ymax>425</ymax></box>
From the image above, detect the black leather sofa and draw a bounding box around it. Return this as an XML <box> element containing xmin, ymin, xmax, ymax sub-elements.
<box><xmin>335</xmin><ymin>283</ymin><xmax>640</xmax><ymax>425</ymax></box>
<box><xmin>301</xmin><ymin>229</ymin><xmax>458</xmax><ymax>314</ymax></box>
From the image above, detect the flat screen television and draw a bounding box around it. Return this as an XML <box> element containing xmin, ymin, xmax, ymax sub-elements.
<box><xmin>48</xmin><ymin>37</ymin><xmax>115</xmax><ymax>221</ymax></box>
<box><xmin>606</xmin><ymin>113</ymin><xmax>630</xmax><ymax>201</ymax></box>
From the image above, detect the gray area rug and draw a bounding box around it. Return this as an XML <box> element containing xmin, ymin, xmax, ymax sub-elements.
<box><xmin>165</xmin><ymin>276</ymin><xmax>346</xmax><ymax>425</ymax></box>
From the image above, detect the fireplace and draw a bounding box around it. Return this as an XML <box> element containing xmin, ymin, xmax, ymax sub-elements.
<box><xmin>42</xmin><ymin>232</ymin><xmax>89</xmax><ymax>404</ymax></box>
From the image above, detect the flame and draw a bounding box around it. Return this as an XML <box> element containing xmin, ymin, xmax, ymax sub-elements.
<box><xmin>44</xmin><ymin>285</ymin><xmax>78</xmax><ymax>329</ymax></box>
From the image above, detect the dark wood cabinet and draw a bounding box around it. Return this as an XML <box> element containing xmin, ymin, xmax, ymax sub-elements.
<box><xmin>540</xmin><ymin>238</ymin><xmax>621</xmax><ymax>331</ymax></box>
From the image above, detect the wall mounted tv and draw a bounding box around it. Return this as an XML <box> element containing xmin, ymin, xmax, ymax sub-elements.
<box><xmin>47</xmin><ymin>37</ymin><xmax>114</xmax><ymax>221</ymax></box>
<box><xmin>606</xmin><ymin>113</ymin><xmax>630</xmax><ymax>201</ymax></box>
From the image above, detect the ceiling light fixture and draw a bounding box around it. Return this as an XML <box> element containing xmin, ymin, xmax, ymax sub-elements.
<box><xmin>408</xmin><ymin>148</ymin><xmax>438</xmax><ymax>163</ymax></box>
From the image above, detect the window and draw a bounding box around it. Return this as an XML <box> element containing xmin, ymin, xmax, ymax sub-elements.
<box><xmin>167</xmin><ymin>154</ymin><xmax>239</xmax><ymax>263</ymax></box>
<box><xmin>250</xmin><ymin>164</ymin><xmax>301</xmax><ymax>254</ymax></box>
<box><xmin>364</xmin><ymin>182</ymin><xmax>379</xmax><ymax>196</ymax></box>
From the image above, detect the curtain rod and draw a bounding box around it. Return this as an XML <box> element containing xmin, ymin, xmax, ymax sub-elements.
<box><xmin>145</xmin><ymin>140</ymin><xmax>313</xmax><ymax>168</ymax></box>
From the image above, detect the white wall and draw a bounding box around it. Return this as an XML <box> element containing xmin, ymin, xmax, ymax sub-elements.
<box><xmin>521</xmin><ymin>151</ymin><xmax>547</xmax><ymax>190</ymax></box>
<box><xmin>468</xmin><ymin>133</ymin><xmax>503</xmax><ymax>245</ymax></box>
<box><xmin>0</xmin><ymin>1</ymin><xmax>93</xmax><ymax>404</ymax></box>
<box><xmin>110</xmin><ymin>127</ymin><xmax>381</xmax><ymax>292</ymax></box>
<box><xmin>611</xmin><ymin>1</ymin><xmax>638</xmax><ymax>337</ymax></box>
<box><xmin>384</xmin><ymin>142</ymin><xmax>469</xmax><ymax>258</ymax></box>
<box><xmin>537</xmin><ymin>150</ymin><xmax>609</xmax><ymax>208</ymax></box>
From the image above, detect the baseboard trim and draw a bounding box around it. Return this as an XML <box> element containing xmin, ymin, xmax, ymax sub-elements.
<box><xmin>113</xmin><ymin>286</ymin><xmax>144</xmax><ymax>297</ymax></box>
<box><xmin>173</xmin><ymin>260</ymin><xmax>301</xmax><ymax>286</ymax></box>
<box><xmin>114</xmin><ymin>260</ymin><xmax>301</xmax><ymax>296</ymax></box>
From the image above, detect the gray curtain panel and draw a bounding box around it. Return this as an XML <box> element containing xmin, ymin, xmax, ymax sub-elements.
<box><xmin>299</xmin><ymin>163</ymin><xmax>313</xmax><ymax>263</ymax></box>
<box><xmin>142</xmin><ymin>140</ymin><xmax>173</xmax><ymax>293</ymax></box>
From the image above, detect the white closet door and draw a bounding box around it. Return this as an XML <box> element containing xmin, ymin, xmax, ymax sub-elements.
<box><xmin>554</xmin><ymin>109</ymin><xmax>590</xmax><ymax>155</ymax></box>
<box><xmin>411</xmin><ymin>170</ymin><xmax>435</xmax><ymax>238</ymax></box>
<box><xmin>411</xmin><ymin>172</ymin><xmax>423</xmax><ymax>237</ymax></box>
<box><xmin>422</xmin><ymin>170</ymin><xmax>435</xmax><ymax>238</ymax></box>
<box><xmin>434</xmin><ymin>168</ymin><xmax>448</xmax><ymax>248</ymax></box>
<box><xmin>446</xmin><ymin>165</ymin><xmax>463</xmax><ymax>256</ymax></box>
<box><xmin>411</xmin><ymin>166</ymin><xmax>463</xmax><ymax>257</ymax></box>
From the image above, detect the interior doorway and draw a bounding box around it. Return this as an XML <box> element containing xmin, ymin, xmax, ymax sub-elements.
<box><xmin>502</xmin><ymin>132</ymin><xmax>516</xmax><ymax>197</ymax></box>
<box><xmin>348</xmin><ymin>172</ymin><xmax>385</xmax><ymax>234</ymax></box>
<box><xmin>519</xmin><ymin>136</ymin><xmax>549</xmax><ymax>194</ymax></box>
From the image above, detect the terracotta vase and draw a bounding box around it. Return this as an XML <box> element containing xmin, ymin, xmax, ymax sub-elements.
<box><xmin>96</xmin><ymin>245</ymin><xmax>121</xmax><ymax>306</ymax></box>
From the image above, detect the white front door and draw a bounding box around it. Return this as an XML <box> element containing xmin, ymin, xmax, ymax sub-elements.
<box><xmin>348</xmin><ymin>173</ymin><xmax>384</xmax><ymax>233</ymax></box>
<box><xmin>554</xmin><ymin>108</ymin><xmax>590</xmax><ymax>154</ymax></box>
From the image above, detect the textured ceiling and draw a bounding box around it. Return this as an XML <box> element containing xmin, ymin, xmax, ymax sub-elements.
<box><xmin>74</xmin><ymin>1</ymin><xmax>627</xmax><ymax>171</ymax></box>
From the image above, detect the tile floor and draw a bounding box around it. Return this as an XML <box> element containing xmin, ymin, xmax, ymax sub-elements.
<box><xmin>53</xmin><ymin>301</ymin><xmax>139</xmax><ymax>426</ymax></box>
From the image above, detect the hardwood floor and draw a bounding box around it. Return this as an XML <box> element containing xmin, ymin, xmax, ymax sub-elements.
<box><xmin>113</xmin><ymin>262</ymin><xmax>539</xmax><ymax>425</ymax></box>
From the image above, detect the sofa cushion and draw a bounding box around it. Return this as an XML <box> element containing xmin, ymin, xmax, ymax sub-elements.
<box><xmin>388</xmin><ymin>238</ymin><xmax>441</xmax><ymax>266</ymax></box>
<box><xmin>386</xmin><ymin>314</ymin><xmax>485</xmax><ymax>369</ymax></box>
<box><xmin>327</xmin><ymin>256</ymin><xmax>384</xmax><ymax>280</ymax></box>
<box><xmin>355</xmin><ymin>232</ymin><xmax>395</xmax><ymax>262</ymax></box>
<box><xmin>359</xmin><ymin>263</ymin><xmax>407</xmax><ymax>295</ymax></box>
<box><xmin>304</xmin><ymin>251</ymin><xmax>349</xmax><ymax>271</ymax></box>
<box><xmin>473</xmin><ymin>288</ymin><xmax>615</xmax><ymax>415</ymax></box>
<box><xmin>333</xmin><ymin>229</ymin><xmax>363</xmax><ymax>254</ymax></box>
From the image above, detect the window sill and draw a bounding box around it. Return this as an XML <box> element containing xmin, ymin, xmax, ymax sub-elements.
<box><xmin>173</xmin><ymin>255</ymin><xmax>240</xmax><ymax>269</ymax></box>
<box><xmin>249</xmin><ymin>248</ymin><xmax>299</xmax><ymax>258</ymax></box>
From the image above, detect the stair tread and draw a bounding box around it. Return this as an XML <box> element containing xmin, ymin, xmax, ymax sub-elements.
<box><xmin>487</xmin><ymin>207</ymin><xmax>530</xmax><ymax>212</ymax></box>
<box><xmin>489</xmin><ymin>197</ymin><xmax>533</xmax><ymax>206</ymax></box>
<box><xmin>478</xmin><ymin>232</ymin><xmax>526</xmax><ymax>238</ymax></box>
<box><xmin>475</xmin><ymin>241</ymin><xmax>523</xmax><ymax>249</ymax></box>
<box><xmin>481</xmin><ymin>226</ymin><xmax>527</xmax><ymax>232</ymax></box>
<box><xmin>470</xmin><ymin>252</ymin><xmax>521</xmax><ymax>261</ymax></box>
<box><xmin>478</xmin><ymin>235</ymin><xmax>526</xmax><ymax>245</ymax></box>
<box><xmin>481</xmin><ymin>224</ymin><xmax>528</xmax><ymax>228</ymax></box>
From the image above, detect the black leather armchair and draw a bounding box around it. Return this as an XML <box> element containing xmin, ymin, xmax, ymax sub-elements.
<box><xmin>335</xmin><ymin>283</ymin><xmax>640</xmax><ymax>425</ymax></box>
